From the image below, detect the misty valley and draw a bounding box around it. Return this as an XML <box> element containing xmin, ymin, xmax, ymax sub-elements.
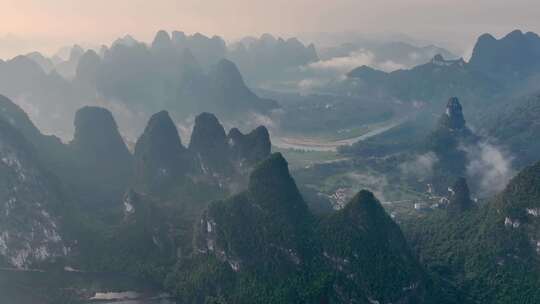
<box><xmin>1</xmin><ymin>16</ymin><xmax>540</xmax><ymax>304</ymax></box>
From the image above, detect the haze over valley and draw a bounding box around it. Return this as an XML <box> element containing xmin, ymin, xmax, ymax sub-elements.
<box><xmin>2</xmin><ymin>1</ymin><xmax>540</xmax><ymax>303</ymax></box>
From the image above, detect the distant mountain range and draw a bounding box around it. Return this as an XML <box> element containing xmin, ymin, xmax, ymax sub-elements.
<box><xmin>344</xmin><ymin>30</ymin><xmax>540</xmax><ymax>106</ymax></box>
<box><xmin>320</xmin><ymin>40</ymin><xmax>457</xmax><ymax>71</ymax></box>
<box><xmin>0</xmin><ymin>31</ymin><xmax>280</xmax><ymax>138</ymax></box>
<box><xmin>92</xmin><ymin>32</ymin><xmax>278</xmax><ymax>120</ymax></box>
<box><xmin>469</xmin><ymin>30</ymin><xmax>540</xmax><ymax>82</ymax></box>
<box><xmin>0</xmin><ymin>94</ymin><xmax>453</xmax><ymax>303</ymax></box>
<box><xmin>0</xmin><ymin>93</ymin><xmax>272</xmax><ymax>269</ymax></box>
<box><xmin>344</xmin><ymin>53</ymin><xmax>499</xmax><ymax>107</ymax></box>
<box><xmin>2</xmin><ymin>28</ymin><xmax>540</xmax><ymax>304</ymax></box>
<box><xmin>227</xmin><ymin>33</ymin><xmax>319</xmax><ymax>86</ymax></box>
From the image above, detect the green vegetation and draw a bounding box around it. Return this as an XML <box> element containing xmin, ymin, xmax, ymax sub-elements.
<box><xmin>162</xmin><ymin>154</ymin><xmax>447</xmax><ymax>303</ymax></box>
<box><xmin>404</xmin><ymin>160</ymin><xmax>540</xmax><ymax>303</ymax></box>
<box><xmin>271</xmin><ymin>146</ymin><xmax>342</xmax><ymax>169</ymax></box>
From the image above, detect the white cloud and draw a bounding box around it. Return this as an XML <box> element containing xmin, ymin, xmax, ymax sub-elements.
<box><xmin>400</xmin><ymin>152</ymin><xmax>439</xmax><ymax>178</ymax></box>
<box><xmin>464</xmin><ymin>142</ymin><xmax>515</xmax><ymax>196</ymax></box>
<box><xmin>377</xmin><ymin>60</ymin><xmax>406</xmax><ymax>72</ymax></box>
<box><xmin>306</xmin><ymin>50</ymin><xmax>376</xmax><ymax>75</ymax></box>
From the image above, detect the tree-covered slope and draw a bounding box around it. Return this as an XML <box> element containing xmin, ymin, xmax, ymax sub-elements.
<box><xmin>405</xmin><ymin>160</ymin><xmax>540</xmax><ymax>303</ymax></box>
<box><xmin>167</xmin><ymin>153</ymin><xmax>447</xmax><ymax>304</ymax></box>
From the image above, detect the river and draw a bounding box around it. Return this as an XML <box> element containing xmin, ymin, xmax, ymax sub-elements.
<box><xmin>0</xmin><ymin>268</ymin><xmax>177</xmax><ymax>304</ymax></box>
<box><xmin>272</xmin><ymin>119</ymin><xmax>407</xmax><ymax>152</ymax></box>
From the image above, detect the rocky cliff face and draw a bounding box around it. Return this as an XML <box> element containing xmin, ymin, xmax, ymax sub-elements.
<box><xmin>188</xmin><ymin>112</ymin><xmax>231</xmax><ymax>177</ymax></box>
<box><xmin>439</xmin><ymin>97</ymin><xmax>467</xmax><ymax>131</ymax></box>
<box><xmin>69</xmin><ymin>106</ymin><xmax>133</xmax><ymax>196</ymax></box>
<box><xmin>134</xmin><ymin>111</ymin><xmax>195</xmax><ymax>195</ymax></box>
<box><xmin>191</xmin><ymin>153</ymin><xmax>317</xmax><ymax>302</ymax></box>
<box><xmin>318</xmin><ymin>190</ymin><xmax>430</xmax><ymax>303</ymax></box>
<box><xmin>0</xmin><ymin>118</ymin><xmax>67</xmax><ymax>268</ymax></box>
<box><xmin>183</xmin><ymin>154</ymin><xmax>435</xmax><ymax>303</ymax></box>
<box><xmin>186</xmin><ymin>112</ymin><xmax>272</xmax><ymax>192</ymax></box>
<box><xmin>71</xmin><ymin>106</ymin><xmax>132</xmax><ymax>164</ymax></box>
<box><xmin>424</xmin><ymin>97</ymin><xmax>476</xmax><ymax>193</ymax></box>
<box><xmin>446</xmin><ymin>177</ymin><xmax>474</xmax><ymax>213</ymax></box>
<box><xmin>227</xmin><ymin>126</ymin><xmax>271</xmax><ymax>169</ymax></box>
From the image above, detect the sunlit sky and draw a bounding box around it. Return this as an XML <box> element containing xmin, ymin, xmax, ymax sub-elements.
<box><xmin>1</xmin><ymin>0</ymin><xmax>539</xmax><ymax>58</ymax></box>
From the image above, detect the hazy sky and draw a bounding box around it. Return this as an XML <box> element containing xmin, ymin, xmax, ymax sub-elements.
<box><xmin>1</xmin><ymin>0</ymin><xmax>539</xmax><ymax>58</ymax></box>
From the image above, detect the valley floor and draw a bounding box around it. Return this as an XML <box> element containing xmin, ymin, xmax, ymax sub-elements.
<box><xmin>0</xmin><ymin>269</ymin><xmax>176</xmax><ymax>304</ymax></box>
<box><xmin>272</xmin><ymin>118</ymin><xmax>409</xmax><ymax>152</ymax></box>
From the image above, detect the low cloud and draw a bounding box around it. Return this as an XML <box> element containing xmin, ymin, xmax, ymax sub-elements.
<box><xmin>306</xmin><ymin>50</ymin><xmax>376</xmax><ymax>75</ymax></box>
<box><xmin>304</xmin><ymin>49</ymin><xmax>406</xmax><ymax>75</ymax></box>
<box><xmin>463</xmin><ymin>141</ymin><xmax>515</xmax><ymax>197</ymax></box>
<box><xmin>346</xmin><ymin>172</ymin><xmax>389</xmax><ymax>202</ymax></box>
<box><xmin>400</xmin><ymin>152</ymin><xmax>439</xmax><ymax>178</ymax></box>
<box><xmin>297</xmin><ymin>78</ymin><xmax>332</xmax><ymax>92</ymax></box>
<box><xmin>378</xmin><ymin>60</ymin><xmax>406</xmax><ymax>72</ymax></box>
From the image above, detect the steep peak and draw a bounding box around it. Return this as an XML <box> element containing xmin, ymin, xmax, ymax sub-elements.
<box><xmin>247</xmin><ymin>153</ymin><xmax>306</xmax><ymax>212</ymax></box>
<box><xmin>319</xmin><ymin>189</ymin><xmax>428</xmax><ymax>302</ymax></box>
<box><xmin>70</xmin><ymin>44</ymin><xmax>84</xmax><ymax>59</ymax></box>
<box><xmin>439</xmin><ymin>97</ymin><xmax>466</xmax><ymax>131</ymax></box>
<box><xmin>260</xmin><ymin>33</ymin><xmax>277</xmax><ymax>43</ymax></box>
<box><xmin>251</xmin><ymin>125</ymin><xmax>270</xmax><ymax>138</ymax></box>
<box><xmin>227</xmin><ymin>127</ymin><xmax>243</xmax><ymax>139</ymax></box>
<box><xmin>249</xmin><ymin>153</ymin><xmax>288</xmax><ymax>183</ymax></box>
<box><xmin>171</xmin><ymin>30</ymin><xmax>186</xmax><ymax>42</ymax></box>
<box><xmin>0</xmin><ymin>95</ymin><xmax>42</xmax><ymax>140</ymax></box>
<box><xmin>504</xmin><ymin>29</ymin><xmax>525</xmax><ymax>40</ymax></box>
<box><xmin>71</xmin><ymin>106</ymin><xmax>130</xmax><ymax>158</ymax></box>
<box><xmin>229</xmin><ymin>126</ymin><xmax>270</xmax><ymax>142</ymax></box>
<box><xmin>228</xmin><ymin>126</ymin><xmax>271</xmax><ymax>166</ymax></box>
<box><xmin>207</xmin><ymin>60</ymin><xmax>255</xmax><ymax>99</ymax></box>
<box><xmin>469</xmin><ymin>30</ymin><xmax>540</xmax><ymax>77</ymax></box>
<box><xmin>134</xmin><ymin>111</ymin><xmax>192</xmax><ymax>194</ymax></box>
<box><xmin>112</xmin><ymin>35</ymin><xmax>138</xmax><ymax>48</ymax></box>
<box><xmin>0</xmin><ymin>96</ymin><xmax>67</xmax><ymax>164</ymax></box>
<box><xmin>75</xmin><ymin>50</ymin><xmax>101</xmax><ymax>82</ymax></box>
<box><xmin>189</xmin><ymin>112</ymin><xmax>227</xmax><ymax>149</ymax></box>
<box><xmin>477</xmin><ymin>33</ymin><xmax>497</xmax><ymax>43</ymax></box>
<box><xmin>78</xmin><ymin>49</ymin><xmax>100</xmax><ymax>63</ymax></box>
<box><xmin>136</xmin><ymin>110</ymin><xmax>185</xmax><ymax>152</ymax></box>
<box><xmin>192</xmin><ymin>111</ymin><xmax>224</xmax><ymax>129</ymax></box>
<box><xmin>73</xmin><ymin>106</ymin><xmax>118</xmax><ymax>134</ymax></box>
<box><xmin>188</xmin><ymin>112</ymin><xmax>229</xmax><ymax>174</ymax></box>
<box><xmin>210</xmin><ymin>35</ymin><xmax>226</xmax><ymax>45</ymax></box>
<box><xmin>151</xmin><ymin>30</ymin><xmax>172</xmax><ymax>49</ymax></box>
<box><xmin>342</xmin><ymin>190</ymin><xmax>389</xmax><ymax>225</ymax></box>
<box><xmin>285</xmin><ymin>37</ymin><xmax>303</xmax><ymax>46</ymax></box>
<box><xmin>192</xmin><ymin>32</ymin><xmax>208</xmax><ymax>40</ymax></box>
<box><xmin>211</xmin><ymin>59</ymin><xmax>243</xmax><ymax>80</ymax></box>
<box><xmin>25</xmin><ymin>52</ymin><xmax>54</xmax><ymax>73</ymax></box>
<box><xmin>347</xmin><ymin>65</ymin><xmax>388</xmax><ymax>80</ymax></box>
<box><xmin>7</xmin><ymin>55</ymin><xmax>45</xmax><ymax>76</ymax></box>
<box><xmin>447</xmin><ymin>177</ymin><xmax>473</xmax><ymax>212</ymax></box>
